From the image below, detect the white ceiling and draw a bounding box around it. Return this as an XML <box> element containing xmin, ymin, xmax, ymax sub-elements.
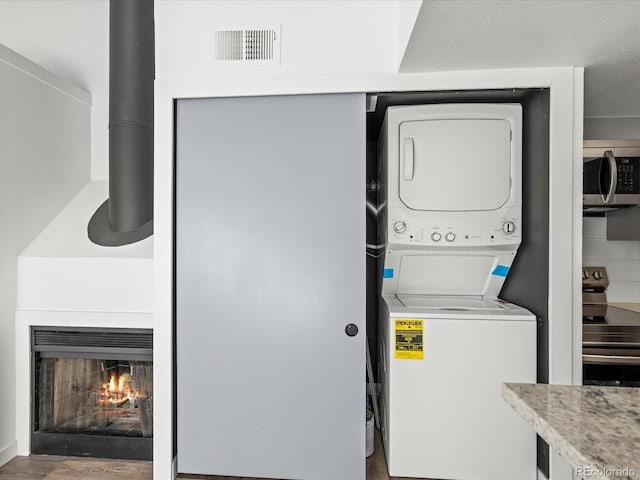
<box><xmin>401</xmin><ymin>0</ymin><xmax>640</xmax><ymax>118</ymax></box>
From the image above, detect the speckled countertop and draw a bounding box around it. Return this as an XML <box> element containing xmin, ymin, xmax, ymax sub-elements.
<box><xmin>503</xmin><ymin>383</ymin><xmax>640</xmax><ymax>480</ymax></box>
<box><xmin>610</xmin><ymin>303</ymin><xmax>640</xmax><ymax>314</ymax></box>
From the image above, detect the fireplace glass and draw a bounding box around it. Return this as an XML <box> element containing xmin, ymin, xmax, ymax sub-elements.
<box><xmin>32</xmin><ymin>327</ymin><xmax>153</xmax><ymax>460</ymax></box>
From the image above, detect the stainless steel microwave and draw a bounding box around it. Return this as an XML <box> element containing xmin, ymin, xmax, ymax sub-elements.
<box><xmin>584</xmin><ymin>140</ymin><xmax>640</xmax><ymax>208</ymax></box>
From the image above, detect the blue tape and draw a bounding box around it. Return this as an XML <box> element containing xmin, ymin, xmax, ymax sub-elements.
<box><xmin>492</xmin><ymin>265</ymin><xmax>510</xmax><ymax>277</ymax></box>
<box><xmin>383</xmin><ymin>268</ymin><xmax>394</xmax><ymax>279</ymax></box>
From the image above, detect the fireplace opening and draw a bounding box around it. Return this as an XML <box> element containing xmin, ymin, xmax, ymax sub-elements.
<box><xmin>31</xmin><ymin>327</ymin><xmax>153</xmax><ymax>460</ymax></box>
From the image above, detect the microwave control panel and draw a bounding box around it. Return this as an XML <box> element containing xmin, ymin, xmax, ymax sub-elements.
<box><xmin>616</xmin><ymin>158</ymin><xmax>639</xmax><ymax>193</ymax></box>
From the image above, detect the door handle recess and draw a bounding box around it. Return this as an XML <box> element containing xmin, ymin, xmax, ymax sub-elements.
<box><xmin>403</xmin><ymin>137</ymin><xmax>414</xmax><ymax>181</ymax></box>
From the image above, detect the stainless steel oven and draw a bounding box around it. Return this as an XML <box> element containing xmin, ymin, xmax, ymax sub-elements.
<box><xmin>583</xmin><ymin>140</ymin><xmax>640</xmax><ymax>208</ymax></box>
<box><xmin>582</xmin><ymin>266</ymin><xmax>640</xmax><ymax>386</ymax></box>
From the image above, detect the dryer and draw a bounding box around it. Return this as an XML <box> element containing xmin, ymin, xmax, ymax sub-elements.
<box><xmin>377</xmin><ymin>104</ymin><xmax>536</xmax><ymax>479</ymax></box>
<box><xmin>379</xmin><ymin>103</ymin><xmax>524</xmax><ymax>293</ymax></box>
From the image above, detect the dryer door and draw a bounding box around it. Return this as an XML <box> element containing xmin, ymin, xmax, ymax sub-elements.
<box><xmin>399</xmin><ymin>118</ymin><xmax>512</xmax><ymax>211</ymax></box>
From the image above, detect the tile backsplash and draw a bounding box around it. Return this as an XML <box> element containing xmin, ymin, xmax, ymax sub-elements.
<box><xmin>583</xmin><ymin>216</ymin><xmax>640</xmax><ymax>302</ymax></box>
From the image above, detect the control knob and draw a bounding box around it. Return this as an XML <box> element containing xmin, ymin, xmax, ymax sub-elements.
<box><xmin>502</xmin><ymin>221</ymin><xmax>516</xmax><ymax>234</ymax></box>
<box><xmin>445</xmin><ymin>232</ymin><xmax>456</xmax><ymax>242</ymax></box>
<box><xmin>393</xmin><ymin>221</ymin><xmax>407</xmax><ymax>234</ymax></box>
<box><xmin>592</xmin><ymin>271</ymin><xmax>603</xmax><ymax>280</ymax></box>
<box><xmin>582</xmin><ymin>270</ymin><xmax>589</xmax><ymax>280</ymax></box>
<box><xmin>431</xmin><ymin>232</ymin><xmax>442</xmax><ymax>242</ymax></box>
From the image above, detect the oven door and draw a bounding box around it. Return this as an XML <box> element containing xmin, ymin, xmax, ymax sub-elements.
<box><xmin>583</xmin><ymin>347</ymin><xmax>640</xmax><ymax>387</ymax></box>
<box><xmin>583</xmin><ymin>347</ymin><xmax>640</xmax><ymax>365</ymax></box>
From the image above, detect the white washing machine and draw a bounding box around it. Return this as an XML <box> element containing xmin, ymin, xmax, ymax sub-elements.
<box><xmin>379</xmin><ymin>295</ymin><xmax>536</xmax><ymax>479</ymax></box>
<box><xmin>378</xmin><ymin>104</ymin><xmax>537</xmax><ymax>479</ymax></box>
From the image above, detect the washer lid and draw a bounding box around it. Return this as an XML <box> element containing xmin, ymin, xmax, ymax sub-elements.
<box><xmin>385</xmin><ymin>294</ymin><xmax>536</xmax><ymax>320</ymax></box>
<box><xmin>398</xmin><ymin>118</ymin><xmax>512</xmax><ymax>211</ymax></box>
<box><xmin>397</xmin><ymin>295</ymin><xmax>506</xmax><ymax>311</ymax></box>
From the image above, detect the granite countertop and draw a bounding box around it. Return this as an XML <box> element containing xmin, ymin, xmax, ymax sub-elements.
<box><xmin>610</xmin><ymin>303</ymin><xmax>640</xmax><ymax>314</ymax></box>
<box><xmin>503</xmin><ymin>383</ymin><xmax>640</xmax><ymax>480</ymax></box>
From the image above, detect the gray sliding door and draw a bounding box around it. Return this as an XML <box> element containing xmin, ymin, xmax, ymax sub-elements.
<box><xmin>176</xmin><ymin>94</ymin><xmax>366</xmax><ymax>479</ymax></box>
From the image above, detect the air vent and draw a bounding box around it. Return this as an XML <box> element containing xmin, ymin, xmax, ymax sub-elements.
<box><xmin>32</xmin><ymin>327</ymin><xmax>153</xmax><ymax>359</ymax></box>
<box><xmin>211</xmin><ymin>26</ymin><xmax>281</xmax><ymax>65</ymax></box>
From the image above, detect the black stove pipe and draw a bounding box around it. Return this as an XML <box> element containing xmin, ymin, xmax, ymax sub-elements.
<box><xmin>88</xmin><ymin>0</ymin><xmax>154</xmax><ymax>246</ymax></box>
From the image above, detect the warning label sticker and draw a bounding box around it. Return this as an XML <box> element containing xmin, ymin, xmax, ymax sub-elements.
<box><xmin>394</xmin><ymin>319</ymin><xmax>424</xmax><ymax>360</ymax></box>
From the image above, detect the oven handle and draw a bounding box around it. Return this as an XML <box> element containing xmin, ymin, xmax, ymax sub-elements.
<box><xmin>583</xmin><ymin>353</ymin><xmax>640</xmax><ymax>365</ymax></box>
<box><xmin>602</xmin><ymin>150</ymin><xmax>617</xmax><ymax>204</ymax></box>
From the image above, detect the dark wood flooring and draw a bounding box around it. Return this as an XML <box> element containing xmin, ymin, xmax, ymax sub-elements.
<box><xmin>0</xmin><ymin>455</ymin><xmax>152</xmax><ymax>480</ymax></box>
<box><xmin>0</xmin><ymin>429</ymin><xmax>423</xmax><ymax>480</ymax></box>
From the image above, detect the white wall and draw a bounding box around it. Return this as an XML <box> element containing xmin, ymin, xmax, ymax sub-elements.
<box><xmin>0</xmin><ymin>45</ymin><xmax>90</xmax><ymax>466</ymax></box>
<box><xmin>583</xmin><ymin>217</ymin><xmax>640</xmax><ymax>303</ymax></box>
<box><xmin>156</xmin><ymin>0</ymin><xmax>400</xmax><ymax>79</ymax></box>
<box><xmin>0</xmin><ymin>0</ymin><xmax>421</xmax><ymax>188</ymax></box>
<box><xmin>396</xmin><ymin>1</ymin><xmax>423</xmax><ymax>69</ymax></box>
<box><xmin>0</xmin><ymin>0</ymin><xmax>109</xmax><ymax>180</ymax></box>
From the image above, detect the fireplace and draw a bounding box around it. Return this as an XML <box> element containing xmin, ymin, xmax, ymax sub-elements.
<box><xmin>31</xmin><ymin>327</ymin><xmax>153</xmax><ymax>460</ymax></box>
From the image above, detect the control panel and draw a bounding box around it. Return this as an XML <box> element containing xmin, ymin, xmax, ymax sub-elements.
<box><xmin>388</xmin><ymin>214</ymin><xmax>521</xmax><ymax>247</ymax></box>
<box><xmin>616</xmin><ymin>158</ymin><xmax>639</xmax><ymax>194</ymax></box>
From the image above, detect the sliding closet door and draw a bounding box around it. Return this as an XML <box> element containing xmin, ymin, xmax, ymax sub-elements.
<box><xmin>176</xmin><ymin>93</ymin><xmax>366</xmax><ymax>479</ymax></box>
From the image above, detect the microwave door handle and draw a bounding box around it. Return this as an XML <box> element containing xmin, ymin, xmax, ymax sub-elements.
<box><xmin>603</xmin><ymin>150</ymin><xmax>617</xmax><ymax>204</ymax></box>
<box><xmin>402</xmin><ymin>137</ymin><xmax>414</xmax><ymax>181</ymax></box>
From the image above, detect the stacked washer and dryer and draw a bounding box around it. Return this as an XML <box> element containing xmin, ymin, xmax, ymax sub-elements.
<box><xmin>377</xmin><ymin>104</ymin><xmax>537</xmax><ymax>479</ymax></box>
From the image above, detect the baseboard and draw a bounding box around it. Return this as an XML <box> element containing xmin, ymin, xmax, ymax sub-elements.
<box><xmin>0</xmin><ymin>441</ymin><xmax>17</xmax><ymax>468</ymax></box>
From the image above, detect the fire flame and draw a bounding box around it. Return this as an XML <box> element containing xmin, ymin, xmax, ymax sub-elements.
<box><xmin>100</xmin><ymin>372</ymin><xmax>141</xmax><ymax>406</ymax></box>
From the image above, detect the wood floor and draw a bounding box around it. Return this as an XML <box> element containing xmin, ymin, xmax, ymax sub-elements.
<box><xmin>0</xmin><ymin>430</ymin><xmax>422</xmax><ymax>480</ymax></box>
<box><xmin>0</xmin><ymin>455</ymin><xmax>152</xmax><ymax>480</ymax></box>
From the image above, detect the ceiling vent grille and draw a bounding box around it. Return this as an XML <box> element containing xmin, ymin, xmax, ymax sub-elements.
<box><xmin>211</xmin><ymin>26</ymin><xmax>281</xmax><ymax>65</ymax></box>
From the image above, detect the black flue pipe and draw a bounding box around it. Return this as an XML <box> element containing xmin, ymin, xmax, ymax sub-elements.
<box><xmin>88</xmin><ymin>0</ymin><xmax>154</xmax><ymax>246</ymax></box>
